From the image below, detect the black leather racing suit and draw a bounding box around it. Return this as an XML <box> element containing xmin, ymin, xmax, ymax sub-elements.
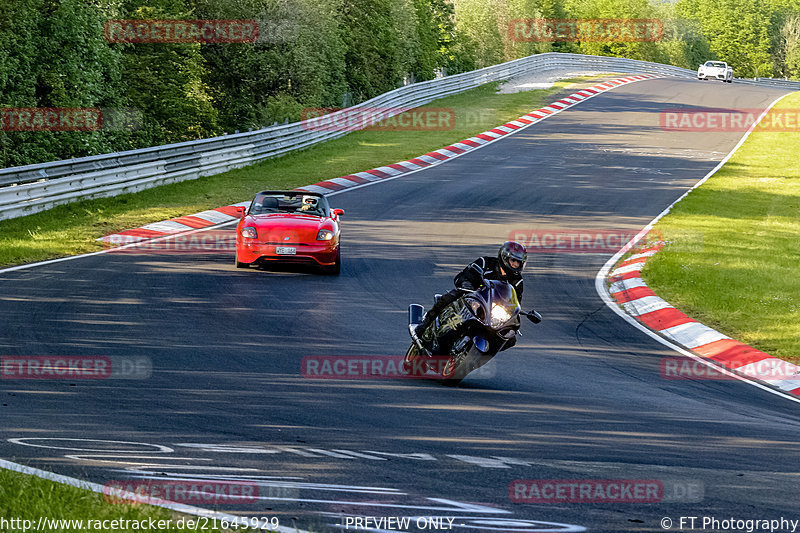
<box><xmin>418</xmin><ymin>256</ymin><xmax>524</xmax><ymax>348</ymax></box>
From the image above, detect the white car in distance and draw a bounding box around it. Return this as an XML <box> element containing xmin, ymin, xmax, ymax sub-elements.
<box><xmin>698</xmin><ymin>61</ymin><xmax>733</xmax><ymax>83</ymax></box>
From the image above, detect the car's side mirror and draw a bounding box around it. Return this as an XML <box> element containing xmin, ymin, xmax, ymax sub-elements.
<box><xmin>235</xmin><ymin>206</ymin><xmax>247</xmax><ymax>217</ymax></box>
<box><xmin>332</xmin><ymin>208</ymin><xmax>344</xmax><ymax>217</ymax></box>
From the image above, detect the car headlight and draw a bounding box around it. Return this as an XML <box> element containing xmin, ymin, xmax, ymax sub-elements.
<box><xmin>490</xmin><ymin>304</ymin><xmax>512</xmax><ymax>328</ymax></box>
<box><xmin>317</xmin><ymin>229</ymin><xmax>334</xmax><ymax>241</ymax></box>
<box><xmin>240</xmin><ymin>227</ymin><xmax>257</xmax><ymax>239</ymax></box>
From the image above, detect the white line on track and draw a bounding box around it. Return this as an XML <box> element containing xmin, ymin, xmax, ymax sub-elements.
<box><xmin>0</xmin><ymin>76</ymin><xmax>654</xmax><ymax>276</ymax></box>
<box><xmin>0</xmin><ymin>76</ymin><xmax>651</xmax><ymax>528</ymax></box>
<box><xmin>0</xmin><ymin>458</ymin><xmax>316</xmax><ymax>533</ymax></box>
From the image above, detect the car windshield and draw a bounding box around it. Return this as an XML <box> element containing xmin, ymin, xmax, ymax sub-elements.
<box><xmin>249</xmin><ymin>192</ymin><xmax>329</xmax><ymax>217</ymax></box>
<box><xmin>706</xmin><ymin>61</ymin><xmax>726</xmax><ymax>68</ymax></box>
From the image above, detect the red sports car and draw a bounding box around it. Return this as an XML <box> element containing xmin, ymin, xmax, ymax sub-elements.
<box><xmin>234</xmin><ymin>190</ymin><xmax>343</xmax><ymax>274</ymax></box>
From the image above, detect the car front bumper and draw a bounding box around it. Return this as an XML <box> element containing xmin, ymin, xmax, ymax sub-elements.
<box><xmin>236</xmin><ymin>241</ymin><xmax>339</xmax><ymax>266</ymax></box>
<box><xmin>699</xmin><ymin>71</ymin><xmax>729</xmax><ymax>80</ymax></box>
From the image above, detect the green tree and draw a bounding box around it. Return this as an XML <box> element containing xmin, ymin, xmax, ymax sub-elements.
<box><xmin>433</xmin><ymin>0</ymin><xmax>474</xmax><ymax>74</ymax></box>
<box><xmin>340</xmin><ymin>0</ymin><xmax>404</xmax><ymax>101</ymax></box>
<box><xmin>0</xmin><ymin>0</ymin><xmax>126</xmax><ymax>167</ymax></box>
<box><xmin>410</xmin><ymin>0</ymin><xmax>440</xmax><ymax>80</ymax></box>
<box><xmin>780</xmin><ymin>13</ymin><xmax>800</xmax><ymax>77</ymax></box>
<box><xmin>677</xmin><ymin>0</ymin><xmax>775</xmax><ymax>77</ymax></box>
<box><xmin>653</xmin><ymin>2</ymin><xmax>712</xmax><ymax>70</ymax></box>
<box><xmin>451</xmin><ymin>0</ymin><xmax>504</xmax><ymax>68</ymax></box>
<box><xmin>192</xmin><ymin>0</ymin><xmax>347</xmax><ymax>130</ymax></box>
<box><xmin>0</xmin><ymin>0</ymin><xmax>48</xmax><ymax>166</ymax></box>
<box><xmin>116</xmin><ymin>0</ymin><xmax>219</xmax><ymax>144</ymax></box>
<box><xmin>565</xmin><ymin>0</ymin><xmax>663</xmax><ymax>62</ymax></box>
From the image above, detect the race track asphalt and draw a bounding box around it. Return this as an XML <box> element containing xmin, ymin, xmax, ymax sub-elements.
<box><xmin>1</xmin><ymin>77</ymin><xmax>798</xmax><ymax>533</ymax></box>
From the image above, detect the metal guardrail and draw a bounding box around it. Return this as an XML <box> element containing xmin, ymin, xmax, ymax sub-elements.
<box><xmin>753</xmin><ymin>77</ymin><xmax>800</xmax><ymax>89</ymax></box>
<box><xmin>1</xmin><ymin>52</ymin><xmax>797</xmax><ymax>221</ymax></box>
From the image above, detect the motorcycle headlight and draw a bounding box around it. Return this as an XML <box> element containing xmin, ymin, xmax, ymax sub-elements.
<box><xmin>317</xmin><ymin>229</ymin><xmax>334</xmax><ymax>241</ymax></box>
<box><xmin>490</xmin><ymin>304</ymin><xmax>512</xmax><ymax>328</ymax></box>
<box><xmin>240</xmin><ymin>227</ymin><xmax>257</xmax><ymax>239</ymax></box>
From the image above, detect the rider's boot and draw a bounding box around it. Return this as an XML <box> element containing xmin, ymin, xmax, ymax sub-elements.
<box><xmin>412</xmin><ymin>312</ymin><xmax>434</xmax><ymax>348</ymax></box>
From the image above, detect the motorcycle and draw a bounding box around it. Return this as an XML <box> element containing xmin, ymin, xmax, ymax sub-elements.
<box><xmin>405</xmin><ymin>269</ymin><xmax>541</xmax><ymax>385</ymax></box>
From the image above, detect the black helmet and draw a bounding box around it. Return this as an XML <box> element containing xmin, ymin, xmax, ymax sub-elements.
<box><xmin>498</xmin><ymin>241</ymin><xmax>527</xmax><ymax>277</ymax></box>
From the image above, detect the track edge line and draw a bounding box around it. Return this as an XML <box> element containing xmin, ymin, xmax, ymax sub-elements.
<box><xmin>593</xmin><ymin>90</ymin><xmax>800</xmax><ymax>405</ymax></box>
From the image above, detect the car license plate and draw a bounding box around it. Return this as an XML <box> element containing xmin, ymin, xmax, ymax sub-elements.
<box><xmin>276</xmin><ymin>246</ymin><xmax>296</xmax><ymax>255</ymax></box>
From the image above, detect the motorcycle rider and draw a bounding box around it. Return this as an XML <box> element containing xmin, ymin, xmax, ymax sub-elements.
<box><xmin>413</xmin><ymin>241</ymin><xmax>527</xmax><ymax>345</ymax></box>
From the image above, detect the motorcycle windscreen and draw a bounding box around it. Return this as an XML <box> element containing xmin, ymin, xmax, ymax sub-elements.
<box><xmin>488</xmin><ymin>280</ymin><xmax>520</xmax><ymax>311</ymax></box>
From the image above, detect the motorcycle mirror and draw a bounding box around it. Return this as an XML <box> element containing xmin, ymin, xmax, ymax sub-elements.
<box><xmin>526</xmin><ymin>310</ymin><xmax>542</xmax><ymax>324</ymax></box>
<box><xmin>469</xmin><ymin>263</ymin><xmax>484</xmax><ymax>276</ymax></box>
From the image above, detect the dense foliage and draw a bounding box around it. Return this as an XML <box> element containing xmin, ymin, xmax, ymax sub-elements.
<box><xmin>1</xmin><ymin>0</ymin><xmax>798</xmax><ymax>168</ymax></box>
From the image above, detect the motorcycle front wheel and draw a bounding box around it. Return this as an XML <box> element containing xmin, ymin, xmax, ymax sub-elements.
<box><xmin>403</xmin><ymin>344</ymin><xmax>429</xmax><ymax>376</ymax></box>
<box><xmin>440</xmin><ymin>355</ymin><xmax>467</xmax><ymax>386</ymax></box>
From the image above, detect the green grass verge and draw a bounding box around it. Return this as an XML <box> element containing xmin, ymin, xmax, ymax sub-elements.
<box><xmin>0</xmin><ymin>77</ymin><xmax>601</xmax><ymax>268</ymax></box>
<box><xmin>641</xmin><ymin>92</ymin><xmax>800</xmax><ymax>364</ymax></box>
<box><xmin>0</xmin><ymin>467</ymin><xmax>255</xmax><ymax>532</ymax></box>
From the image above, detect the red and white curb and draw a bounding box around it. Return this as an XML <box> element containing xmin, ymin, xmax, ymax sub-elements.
<box><xmin>596</xmin><ymin>90</ymin><xmax>800</xmax><ymax>403</ymax></box>
<box><xmin>99</xmin><ymin>203</ymin><xmax>250</xmax><ymax>245</ymax></box>
<box><xmin>100</xmin><ymin>75</ymin><xmax>657</xmax><ymax>245</ymax></box>
<box><xmin>607</xmin><ymin>244</ymin><xmax>800</xmax><ymax>396</ymax></box>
